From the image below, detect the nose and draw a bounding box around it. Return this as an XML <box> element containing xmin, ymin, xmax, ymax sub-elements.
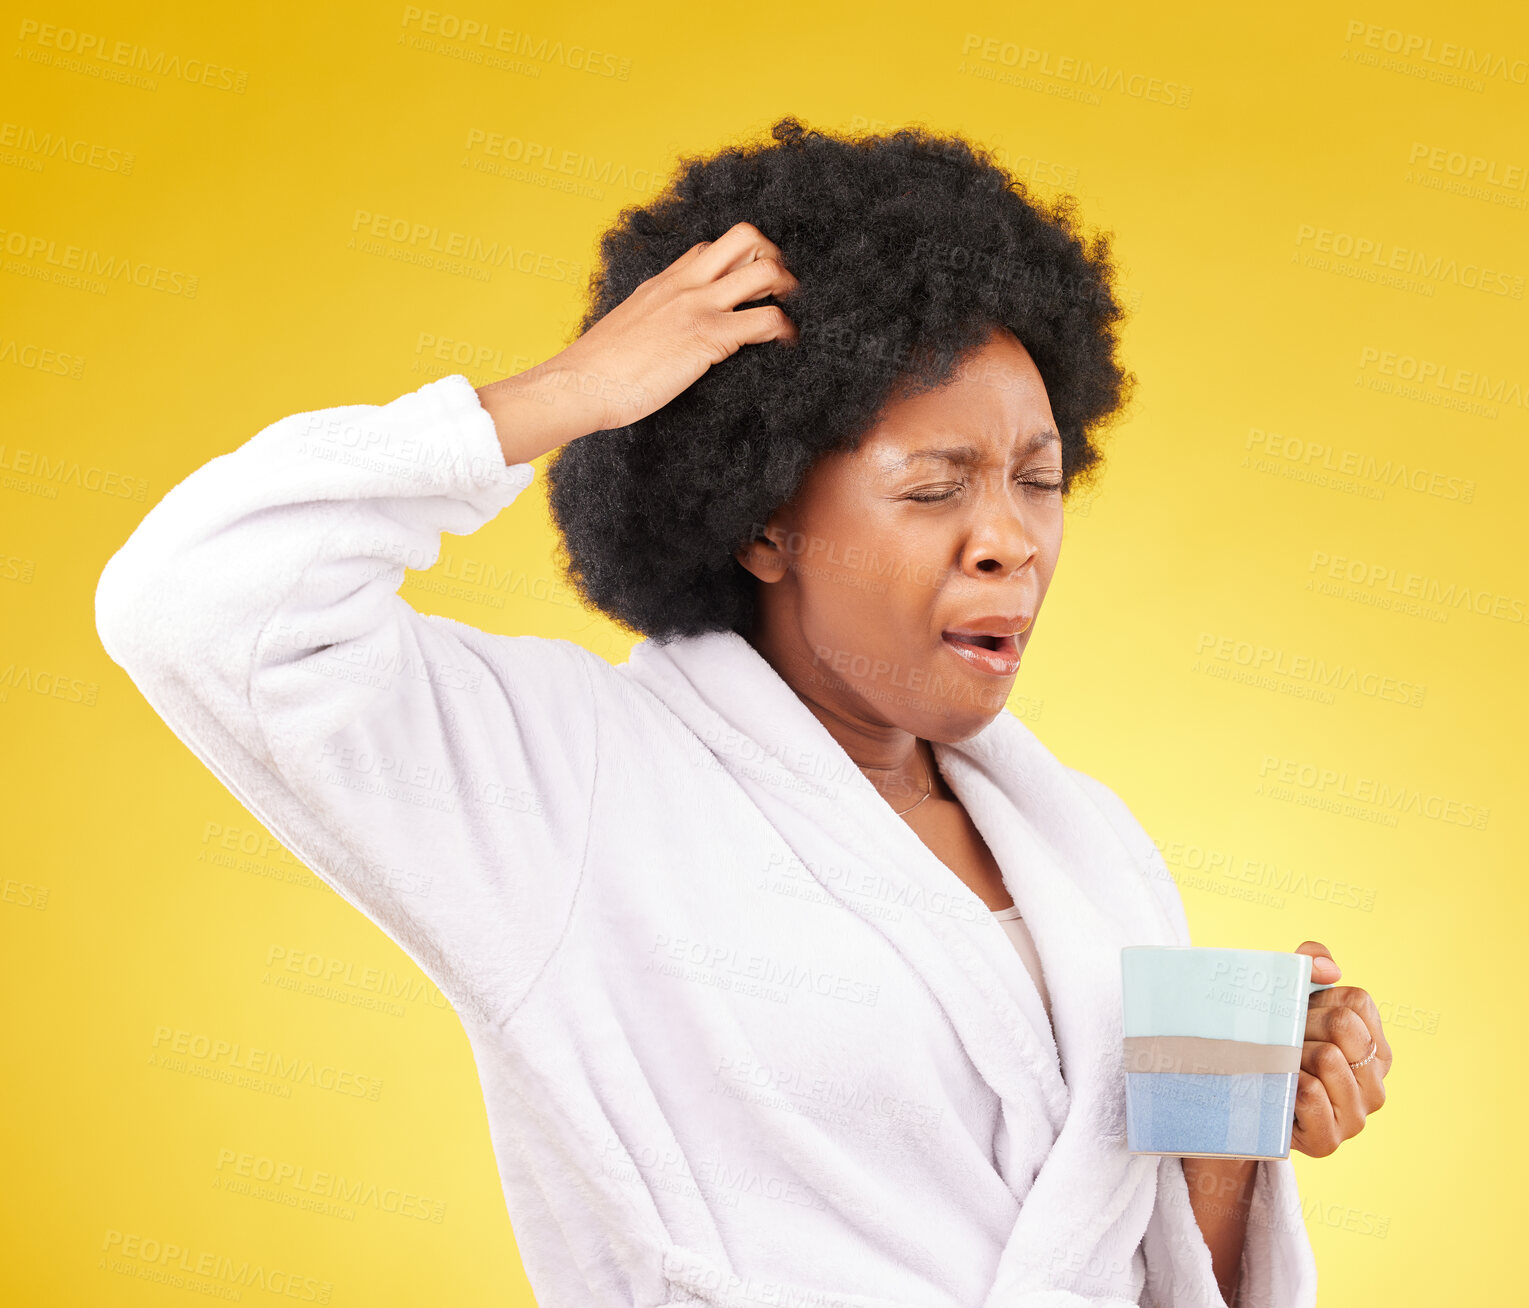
<box><xmin>963</xmin><ymin>487</ymin><xmax>1043</xmax><ymax>578</ymax></box>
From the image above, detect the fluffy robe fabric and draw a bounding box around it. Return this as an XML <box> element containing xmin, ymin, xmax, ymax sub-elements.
<box><xmin>94</xmin><ymin>372</ymin><xmax>1319</xmax><ymax>1308</ymax></box>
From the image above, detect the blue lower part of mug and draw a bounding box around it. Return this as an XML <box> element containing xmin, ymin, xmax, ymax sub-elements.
<box><xmin>1124</xmin><ymin>1071</ymin><xmax>1298</xmax><ymax>1159</ymax></box>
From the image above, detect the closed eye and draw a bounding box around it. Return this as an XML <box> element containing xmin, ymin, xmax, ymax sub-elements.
<box><xmin>905</xmin><ymin>473</ymin><xmax>1064</xmax><ymax>503</ymax></box>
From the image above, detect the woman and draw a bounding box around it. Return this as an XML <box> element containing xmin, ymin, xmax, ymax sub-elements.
<box><xmin>95</xmin><ymin>118</ymin><xmax>1389</xmax><ymax>1307</ymax></box>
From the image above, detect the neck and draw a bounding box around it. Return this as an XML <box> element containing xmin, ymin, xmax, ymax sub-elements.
<box><xmin>743</xmin><ymin>621</ymin><xmax>941</xmax><ymax>803</ymax></box>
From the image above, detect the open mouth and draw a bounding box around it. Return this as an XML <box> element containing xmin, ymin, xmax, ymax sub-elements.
<box><xmin>941</xmin><ymin>629</ymin><xmax>1023</xmax><ymax>675</ymax></box>
<box><xmin>953</xmin><ymin>632</ymin><xmax>1003</xmax><ymax>650</ymax></box>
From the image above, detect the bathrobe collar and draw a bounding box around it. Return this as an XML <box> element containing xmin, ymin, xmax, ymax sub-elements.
<box><xmin>622</xmin><ymin>630</ymin><xmax>1182</xmax><ymax>1303</ymax></box>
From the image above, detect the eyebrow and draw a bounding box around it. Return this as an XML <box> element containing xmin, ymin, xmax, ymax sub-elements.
<box><xmin>892</xmin><ymin>429</ymin><xmax>1061</xmax><ymax>470</ymax></box>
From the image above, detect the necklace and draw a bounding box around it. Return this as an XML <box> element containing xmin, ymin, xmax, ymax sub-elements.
<box><xmin>857</xmin><ymin>747</ymin><xmax>933</xmax><ymax>817</ymax></box>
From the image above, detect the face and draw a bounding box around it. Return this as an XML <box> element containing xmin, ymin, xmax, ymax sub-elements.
<box><xmin>734</xmin><ymin>323</ymin><xmax>1066</xmax><ymax>746</ymax></box>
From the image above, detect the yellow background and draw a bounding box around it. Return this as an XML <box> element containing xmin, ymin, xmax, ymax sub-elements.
<box><xmin>3</xmin><ymin>0</ymin><xmax>1523</xmax><ymax>1302</ymax></box>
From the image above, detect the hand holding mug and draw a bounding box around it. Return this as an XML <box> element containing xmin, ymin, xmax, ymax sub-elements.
<box><xmin>1291</xmin><ymin>940</ymin><xmax>1393</xmax><ymax>1158</ymax></box>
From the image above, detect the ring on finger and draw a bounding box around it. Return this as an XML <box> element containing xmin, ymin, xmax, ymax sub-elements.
<box><xmin>1347</xmin><ymin>1036</ymin><xmax>1377</xmax><ymax>1071</ymax></box>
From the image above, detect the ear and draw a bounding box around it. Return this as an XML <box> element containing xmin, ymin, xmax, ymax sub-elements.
<box><xmin>733</xmin><ymin>517</ymin><xmax>792</xmax><ymax>584</ymax></box>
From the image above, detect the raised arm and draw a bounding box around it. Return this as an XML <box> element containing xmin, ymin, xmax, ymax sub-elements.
<box><xmin>96</xmin><ymin>221</ymin><xmax>800</xmax><ymax>1029</ymax></box>
<box><xmin>93</xmin><ymin>372</ymin><xmax>610</xmax><ymax>1027</ymax></box>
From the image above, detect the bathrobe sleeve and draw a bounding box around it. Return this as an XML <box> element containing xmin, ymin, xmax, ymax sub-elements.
<box><xmin>1069</xmin><ymin>770</ymin><xmax>1320</xmax><ymax>1308</ymax></box>
<box><xmin>94</xmin><ymin>373</ymin><xmax>601</xmax><ymax>1029</ymax></box>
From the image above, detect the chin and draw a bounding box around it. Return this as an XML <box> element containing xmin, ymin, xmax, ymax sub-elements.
<box><xmin>917</xmin><ymin>698</ymin><xmax>1013</xmax><ymax>745</ymax></box>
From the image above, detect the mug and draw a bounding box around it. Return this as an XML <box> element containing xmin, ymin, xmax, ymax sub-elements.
<box><xmin>1119</xmin><ymin>946</ymin><xmax>1335</xmax><ymax>1160</ymax></box>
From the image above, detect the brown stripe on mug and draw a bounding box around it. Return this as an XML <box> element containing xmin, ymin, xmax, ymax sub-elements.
<box><xmin>1122</xmin><ymin>1034</ymin><xmax>1301</xmax><ymax>1076</ymax></box>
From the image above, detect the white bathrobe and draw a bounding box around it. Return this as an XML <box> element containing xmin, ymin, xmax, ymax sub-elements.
<box><xmin>94</xmin><ymin>373</ymin><xmax>1319</xmax><ymax>1308</ymax></box>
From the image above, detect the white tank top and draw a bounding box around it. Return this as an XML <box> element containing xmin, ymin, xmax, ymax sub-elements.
<box><xmin>990</xmin><ymin>905</ymin><xmax>1054</xmax><ymax>1023</ymax></box>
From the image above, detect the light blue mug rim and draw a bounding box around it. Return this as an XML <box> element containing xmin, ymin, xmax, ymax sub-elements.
<box><xmin>1120</xmin><ymin>944</ymin><xmax>1336</xmax><ymax>996</ymax></box>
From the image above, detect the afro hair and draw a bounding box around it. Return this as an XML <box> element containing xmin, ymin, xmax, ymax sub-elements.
<box><xmin>545</xmin><ymin>115</ymin><xmax>1136</xmax><ymax>644</ymax></box>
